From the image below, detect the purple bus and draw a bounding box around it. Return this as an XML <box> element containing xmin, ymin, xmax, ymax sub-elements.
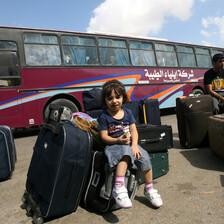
<box><xmin>0</xmin><ymin>26</ymin><xmax>223</xmax><ymax>128</ymax></box>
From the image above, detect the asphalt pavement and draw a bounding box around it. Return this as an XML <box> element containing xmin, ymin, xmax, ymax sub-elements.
<box><xmin>0</xmin><ymin>114</ymin><xmax>224</xmax><ymax>224</ymax></box>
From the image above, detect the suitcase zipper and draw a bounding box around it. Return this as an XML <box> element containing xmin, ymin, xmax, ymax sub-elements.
<box><xmin>74</xmin><ymin>131</ymin><xmax>93</xmax><ymax>210</ymax></box>
<box><xmin>2</xmin><ymin>125</ymin><xmax>16</xmax><ymax>163</ymax></box>
<box><xmin>83</xmin><ymin>150</ymin><xmax>98</xmax><ymax>206</ymax></box>
<box><xmin>0</xmin><ymin>129</ymin><xmax>12</xmax><ymax>173</ymax></box>
<box><xmin>45</xmin><ymin>126</ymin><xmax>67</xmax><ymax>218</ymax></box>
<box><xmin>65</xmin><ymin>163</ymin><xmax>77</xmax><ymax>198</ymax></box>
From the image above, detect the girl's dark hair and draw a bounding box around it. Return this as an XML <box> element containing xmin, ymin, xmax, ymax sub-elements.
<box><xmin>101</xmin><ymin>79</ymin><xmax>129</xmax><ymax>106</ymax></box>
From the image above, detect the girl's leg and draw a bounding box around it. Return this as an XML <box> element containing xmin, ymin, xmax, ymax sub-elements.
<box><xmin>142</xmin><ymin>169</ymin><xmax>154</xmax><ymax>191</ymax></box>
<box><xmin>135</xmin><ymin>146</ymin><xmax>163</xmax><ymax>208</ymax></box>
<box><xmin>142</xmin><ymin>169</ymin><xmax>163</xmax><ymax>208</ymax></box>
<box><xmin>116</xmin><ymin>155</ymin><xmax>129</xmax><ymax>176</ymax></box>
<box><xmin>142</xmin><ymin>168</ymin><xmax>153</xmax><ymax>183</ymax></box>
<box><xmin>112</xmin><ymin>155</ymin><xmax>132</xmax><ymax>208</ymax></box>
<box><xmin>114</xmin><ymin>155</ymin><xmax>129</xmax><ymax>188</ymax></box>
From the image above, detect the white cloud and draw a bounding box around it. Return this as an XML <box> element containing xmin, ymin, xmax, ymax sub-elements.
<box><xmin>200</xmin><ymin>29</ymin><xmax>216</xmax><ymax>38</ymax></box>
<box><xmin>87</xmin><ymin>0</ymin><xmax>195</xmax><ymax>36</ymax></box>
<box><xmin>201</xmin><ymin>40</ymin><xmax>216</xmax><ymax>47</ymax></box>
<box><xmin>201</xmin><ymin>16</ymin><xmax>224</xmax><ymax>42</ymax></box>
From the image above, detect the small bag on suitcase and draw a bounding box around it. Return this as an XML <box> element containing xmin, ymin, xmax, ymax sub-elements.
<box><xmin>139</xmin><ymin>99</ymin><xmax>161</xmax><ymax>125</ymax></box>
<box><xmin>81</xmin><ymin>151</ymin><xmax>138</xmax><ymax>212</ymax></box>
<box><xmin>0</xmin><ymin>126</ymin><xmax>16</xmax><ymax>181</ymax></box>
<box><xmin>22</xmin><ymin>105</ymin><xmax>92</xmax><ymax>223</ymax></box>
<box><xmin>136</xmin><ymin>124</ymin><xmax>173</xmax><ymax>153</ymax></box>
<box><xmin>208</xmin><ymin>115</ymin><xmax>224</xmax><ymax>159</ymax></box>
<box><xmin>176</xmin><ymin>95</ymin><xmax>213</xmax><ymax>148</ymax></box>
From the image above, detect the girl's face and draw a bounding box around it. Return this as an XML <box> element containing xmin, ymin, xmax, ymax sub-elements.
<box><xmin>105</xmin><ymin>89</ymin><xmax>123</xmax><ymax>113</ymax></box>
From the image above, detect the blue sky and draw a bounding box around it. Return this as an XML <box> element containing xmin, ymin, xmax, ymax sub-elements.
<box><xmin>1</xmin><ymin>0</ymin><xmax>224</xmax><ymax>47</ymax></box>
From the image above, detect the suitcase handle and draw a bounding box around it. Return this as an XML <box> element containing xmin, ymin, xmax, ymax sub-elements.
<box><xmin>140</xmin><ymin>137</ymin><xmax>162</xmax><ymax>144</ymax></box>
<box><xmin>43</xmin><ymin>104</ymin><xmax>64</xmax><ymax>135</ymax></box>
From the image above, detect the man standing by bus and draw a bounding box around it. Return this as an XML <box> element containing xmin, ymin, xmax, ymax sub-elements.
<box><xmin>204</xmin><ymin>53</ymin><xmax>224</xmax><ymax>114</ymax></box>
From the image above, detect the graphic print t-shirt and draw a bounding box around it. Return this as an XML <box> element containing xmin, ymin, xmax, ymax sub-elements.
<box><xmin>204</xmin><ymin>68</ymin><xmax>224</xmax><ymax>91</ymax></box>
<box><xmin>98</xmin><ymin>108</ymin><xmax>136</xmax><ymax>138</ymax></box>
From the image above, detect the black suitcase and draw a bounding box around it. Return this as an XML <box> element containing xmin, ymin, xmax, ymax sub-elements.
<box><xmin>123</xmin><ymin>101</ymin><xmax>141</xmax><ymax>124</ymax></box>
<box><xmin>176</xmin><ymin>95</ymin><xmax>213</xmax><ymax>148</ymax></box>
<box><xmin>138</xmin><ymin>151</ymin><xmax>169</xmax><ymax>184</ymax></box>
<box><xmin>22</xmin><ymin>105</ymin><xmax>92</xmax><ymax>224</ymax></box>
<box><xmin>82</xmin><ymin>88</ymin><xmax>102</xmax><ymax>111</ymax></box>
<box><xmin>0</xmin><ymin>125</ymin><xmax>16</xmax><ymax>181</ymax></box>
<box><xmin>139</xmin><ymin>99</ymin><xmax>161</xmax><ymax>125</ymax></box>
<box><xmin>81</xmin><ymin>151</ymin><xmax>138</xmax><ymax>212</ymax></box>
<box><xmin>86</xmin><ymin>109</ymin><xmax>103</xmax><ymax>119</ymax></box>
<box><xmin>136</xmin><ymin>124</ymin><xmax>173</xmax><ymax>153</ymax></box>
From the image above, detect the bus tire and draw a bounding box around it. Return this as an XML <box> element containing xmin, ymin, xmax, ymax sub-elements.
<box><xmin>190</xmin><ymin>88</ymin><xmax>204</xmax><ymax>96</ymax></box>
<box><xmin>43</xmin><ymin>98</ymin><xmax>79</xmax><ymax>121</ymax></box>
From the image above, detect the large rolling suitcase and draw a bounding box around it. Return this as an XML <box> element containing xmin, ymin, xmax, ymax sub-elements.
<box><xmin>176</xmin><ymin>95</ymin><xmax>213</xmax><ymax>148</ymax></box>
<box><xmin>22</xmin><ymin>105</ymin><xmax>92</xmax><ymax>224</ymax></box>
<box><xmin>81</xmin><ymin>151</ymin><xmax>138</xmax><ymax>212</ymax></box>
<box><xmin>136</xmin><ymin>124</ymin><xmax>173</xmax><ymax>153</ymax></box>
<box><xmin>138</xmin><ymin>151</ymin><xmax>169</xmax><ymax>184</ymax></box>
<box><xmin>139</xmin><ymin>99</ymin><xmax>161</xmax><ymax>125</ymax></box>
<box><xmin>0</xmin><ymin>125</ymin><xmax>16</xmax><ymax>181</ymax></box>
<box><xmin>208</xmin><ymin>115</ymin><xmax>224</xmax><ymax>159</ymax></box>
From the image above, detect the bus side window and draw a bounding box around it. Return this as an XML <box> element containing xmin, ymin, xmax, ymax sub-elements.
<box><xmin>99</xmin><ymin>38</ymin><xmax>130</xmax><ymax>66</ymax></box>
<box><xmin>61</xmin><ymin>35</ymin><xmax>99</xmax><ymax>66</ymax></box>
<box><xmin>24</xmin><ymin>33</ymin><xmax>61</xmax><ymax>66</ymax></box>
<box><xmin>195</xmin><ymin>48</ymin><xmax>212</xmax><ymax>68</ymax></box>
<box><xmin>0</xmin><ymin>50</ymin><xmax>21</xmax><ymax>87</ymax></box>
<box><xmin>176</xmin><ymin>46</ymin><xmax>196</xmax><ymax>68</ymax></box>
<box><xmin>155</xmin><ymin>44</ymin><xmax>178</xmax><ymax>67</ymax></box>
<box><xmin>130</xmin><ymin>41</ymin><xmax>156</xmax><ymax>66</ymax></box>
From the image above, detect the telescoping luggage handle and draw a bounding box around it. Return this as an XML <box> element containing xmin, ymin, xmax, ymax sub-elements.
<box><xmin>43</xmin><ymin>104</ymin><xmax>64</xmax><ymax>135</ymax></box>
<box><xmin>140</xmin><ymin>137</ymin><xmax>163</xmax><ymax>144</ymax></box>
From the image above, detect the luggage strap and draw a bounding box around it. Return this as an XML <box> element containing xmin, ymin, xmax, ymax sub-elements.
<box><xmin>143</xmin><ymin>104</ymin><xmax>147</xmax><ymax>124</ymax></box>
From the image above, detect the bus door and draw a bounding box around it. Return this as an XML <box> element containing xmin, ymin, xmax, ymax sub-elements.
<box><xmin>0</xmin><ymin>43</ymin><xmax>22</xmax><ymax>127</ymax></box>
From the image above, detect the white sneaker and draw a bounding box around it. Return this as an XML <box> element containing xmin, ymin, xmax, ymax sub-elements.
<box><xmin>112</xmin><ymin>186</ymin><xmax>132</xmax><ymax>208</ymax></box>
<box><xmin>144</xmin><ymin>188</ymin><xmax>163</xmax><ymax>208</ymax></box>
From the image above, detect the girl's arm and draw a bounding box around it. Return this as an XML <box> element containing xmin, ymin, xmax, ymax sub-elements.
<box><xmin>100</xmin><ymin>130</ymin><xmax>130</xmax><ymax>145</ymax></box>
<box><xmin>129</xmin><ymin>123</ymin><xmax>142</xmax><ymax>159</ymax></box>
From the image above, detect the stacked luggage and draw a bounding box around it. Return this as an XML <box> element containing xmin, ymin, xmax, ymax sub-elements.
<box><xmin>21</xmin><ymin>89</ymin><xmax>173</xmax><ymax>223</ymax></box>
<box><xmin>137</xmin><ymin>124</ymin><xmax>172</xmax><ymax>182</ymax></box>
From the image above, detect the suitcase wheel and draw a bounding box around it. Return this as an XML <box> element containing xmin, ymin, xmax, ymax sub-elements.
<box><xmin>33</xmin><ymin>213</ymin><xmax>44</xmax><ymax>224</ymax></box>
<box><xmin>26</xmin><ymin>205</ymin><xmax>33</xmax><ymax>217</ymax></box>
<box><xmin>21</xmin><ymin>192</ymin><xmax>28</xmax><ymax>210</ymax></box>
<box><xmin>21</xmin><ymin>195</ymin><xmax>26</xmax><ymax>204</ymax></box>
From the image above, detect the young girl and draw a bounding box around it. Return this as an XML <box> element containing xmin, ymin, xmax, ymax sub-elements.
<box><xmin>98</xmin><ymin>79</ymin><xmax>163</xmax><ymax>209</ymax></box>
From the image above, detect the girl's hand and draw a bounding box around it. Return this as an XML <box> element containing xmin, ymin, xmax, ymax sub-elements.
<box><xmin>131</xmin><ymin>145</ymin><xmax>142</xmax><ymax>160</ymax></box>
<box><xmin>117</xmin><ymin>134</ymin><xmax>130</xmax><ymax>145</ymax></box>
